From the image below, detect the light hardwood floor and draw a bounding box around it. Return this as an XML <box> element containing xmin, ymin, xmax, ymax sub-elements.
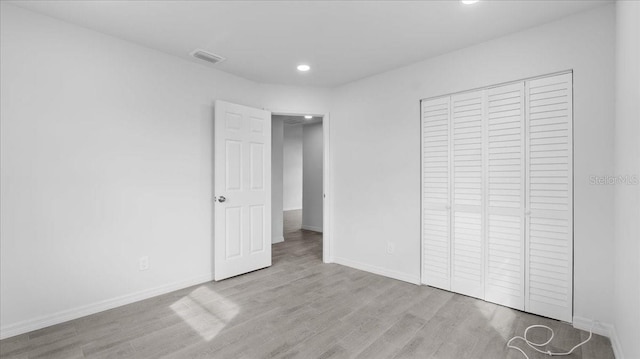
<box><xmin>0</xmin><ymin>210</ymin><xmax>614</xmax><ymax>358</ymax></box>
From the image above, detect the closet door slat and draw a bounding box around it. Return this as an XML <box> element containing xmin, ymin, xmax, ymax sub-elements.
<box><xmin>451</xmin><ymin>90</ymin><xmax>484</xmax><ymax>299</ymax></box>
<box><xmin>485</xmin><ymin>83</ymin><xmax>526</xmax><ymax>310</ymax></box>
<box><xmin>525</xmin><ymin>73</ymin><xmax>573</xmax><ymax>322</ymax></box>
<box><xmin>421</xmin><ymin>97</ymin><xmax>451</xmax><ymax>290</ymax></box>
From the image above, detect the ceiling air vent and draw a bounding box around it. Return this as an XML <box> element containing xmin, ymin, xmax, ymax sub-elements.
<box><xmin>190</xmin><ymin>49</ymin><xmax>226</xmax><ymax>65</ymax></box>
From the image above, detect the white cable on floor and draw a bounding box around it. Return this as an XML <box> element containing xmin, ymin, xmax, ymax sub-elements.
<box><xmin>506</xmin><ymin>321</ymin><xmax>594</xmax><ymax>359</ymax></box>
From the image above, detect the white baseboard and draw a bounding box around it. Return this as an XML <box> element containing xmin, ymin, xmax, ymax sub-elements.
<box><xmin>333</xmin><ymin>256</ymin><xmax>420</xmax><ymax>285</ymax></box>
<box><xmin>0</xmin><ymin>273</ymin><xmax>214</xmax><ymax>340</ymax></box>
<box><xmin>283</xmin><ymin>207</ymin><xmax>302</xmax><ymax>212</ymax></box>
<box><xmin>607</xmin><ymin>325</ymin><xmax>624</xmax><ymax>359</ymax></box>
<box><xmin>301</xmin><ymin>225</ymin><xmax>323</xmax><ymax>233</ymax></box>
<box><xmin>573</xmin><ymin>316</ymin><xmax>622</xmax><ymax>358</ymax></box>
<box><xmin>572</xmin><ymin>316</ymin><xmax>613</xmax><ymax>336</ymax></box>
<box><xmin>272</xmin><ymin>236</ymin><xmax>285</xmax><ymax>244</ymax></box>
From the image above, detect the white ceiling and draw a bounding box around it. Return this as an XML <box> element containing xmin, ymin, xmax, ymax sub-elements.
<box><xmin>10</xmin><ymin>0</ymin><xmax>610</xmax><ymax>87</ymax></box>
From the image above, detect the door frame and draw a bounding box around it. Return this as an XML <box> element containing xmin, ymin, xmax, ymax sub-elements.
<box><xmin>271</xmin><ymin>110</ymin><xmax>333</xmax><ymax>264</ymax></box>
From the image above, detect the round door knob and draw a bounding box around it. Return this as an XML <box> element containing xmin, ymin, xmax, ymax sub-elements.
<box><xmin>218</xmin><ymin>196</ymin><xmax>226</xmax><ymax>203</ymax></box>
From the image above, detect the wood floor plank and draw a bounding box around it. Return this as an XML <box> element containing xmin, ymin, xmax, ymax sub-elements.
<box><xmin>0</xmin><ymin>210</ymin><xmax>615</xmax><ymax>359</ymax></box>
<box><xmin>0</xmin><ymin>334</ymin><xmax>29</xmax><ymax>358</ymax></box>
<box><xmin>354</xmin><ymin>313</ymin><xmax>426</xmax><ymax>359</ymax></box>
<box><xmin>393</xmin><ymin>294</ymin><xmax>476</xmax><ymax>358</ymax></box>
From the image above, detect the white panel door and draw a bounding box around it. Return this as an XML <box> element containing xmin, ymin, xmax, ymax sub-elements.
<box><xmin>214</xmin><ymin>100</ymin><xmax>271</xmax><ymax>281</ymax></box>
<box><xmin>450</xmin><ymin>90</ymin><xmax>485</xmax><ymax>299</ymax></box>
<box><xmin>421</xmin><ymin>96</ymin><xmax>451</xmax><ymax>290</ymax></box>
<box><xmin>484</xmin><ymin>83</ymin><xmax>526</xmax><ymax>310</ymax></box>
<box><xmin>525</xmin><ymin>73</ymin><xmax>573</xmax><ymax>322</ymax></box>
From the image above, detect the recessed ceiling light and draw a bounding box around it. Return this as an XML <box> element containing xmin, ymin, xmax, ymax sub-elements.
<box><xmin>304</xmin><ymin>115</ymin><xmax>313</xmax><ymax>119</ymax></box>
<box><xmin>461</xmin><ymin>0</ymin><xmax>479</xmax><ymax>4</ymax></box>
<box><xmin>297</xmin><ymin>64</ymin><xmax>311</xmax><ymax>72</ymax></box>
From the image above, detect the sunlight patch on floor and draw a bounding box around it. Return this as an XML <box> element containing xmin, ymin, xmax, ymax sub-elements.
<box><xmin>475</xmin><ymin>301</ymin><xmax>517</xmax><ymax>340</ymax></box>
<box><xmin>170</xmin><ymin>286</ymin><xmax>240</xmax><ymax>341</ymax></box>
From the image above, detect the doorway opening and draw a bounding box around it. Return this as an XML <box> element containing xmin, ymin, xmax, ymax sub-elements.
<box><xmin>271</xmin><ymin>113</ymin><xmax>326</xmax><ymax>262</ymax></box>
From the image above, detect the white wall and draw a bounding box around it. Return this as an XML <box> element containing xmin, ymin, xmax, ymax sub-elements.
<box><xmin>261</xmin><ymin>85</ymin><xmax>332</xmax><ymax>117</ymax></box>
<box><xmin>283</xmin><ymin>123</ymin><xmax>303</xmax><ymax>211</ymax></box>
<box><xmin>271</xmin><ymin>117</ymin><xmax>285</xmax><ymax>243</ymax></box>
<box><xmin>0</xmin><ymin>3</ymin><xmax>331</xmax><ymax>338</ymax></box>
<box><xmin>330</xmin><ymin>4</ymin><xmax>616</xmax><ymax>327</ymax></box>
<box><xmin>613</xmin><ymin>2</ymin><xmax>640</xmax><ymax>358</ymax></box>
<box><xmin>302</xmin><ymin>121</ymin><xmax>323</xmax><ymax>232</ymax></box>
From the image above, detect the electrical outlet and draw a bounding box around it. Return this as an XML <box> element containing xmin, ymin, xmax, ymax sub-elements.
<box><xmin>139</xmin><ymin>256</ymin><xmax>149</xmax><ymax>271</ymax></box>
<box><xmin>386</xmin><ymin>242</ymin><xmax>395</xmax><ymax>255</ymax></box>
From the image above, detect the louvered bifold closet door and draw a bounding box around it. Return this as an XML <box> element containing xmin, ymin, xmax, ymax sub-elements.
<box><xmin>484</xmin><ymin>83</ymin><xmax>526</xmax><ymax>310</ymax></box>
<box><xmin>525</xmin><ymin>73</ymin><xmax>573</xmax><ymax>322</ymax></box>
<box><xmin>450</xmin><ymin>90</ymin><xmax>484</xmax><ymax>299</ymax></box>
<box><xmin>421</xmin><ymin>97</ymin><xmax>451</xmax><ymax>290</ymax></box>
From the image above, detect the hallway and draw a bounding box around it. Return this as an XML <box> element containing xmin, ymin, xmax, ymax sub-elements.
<box><xmin>273</xmin><ymin>209</ymin><xmax>323</xmax><ymax>265</ymax></box>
